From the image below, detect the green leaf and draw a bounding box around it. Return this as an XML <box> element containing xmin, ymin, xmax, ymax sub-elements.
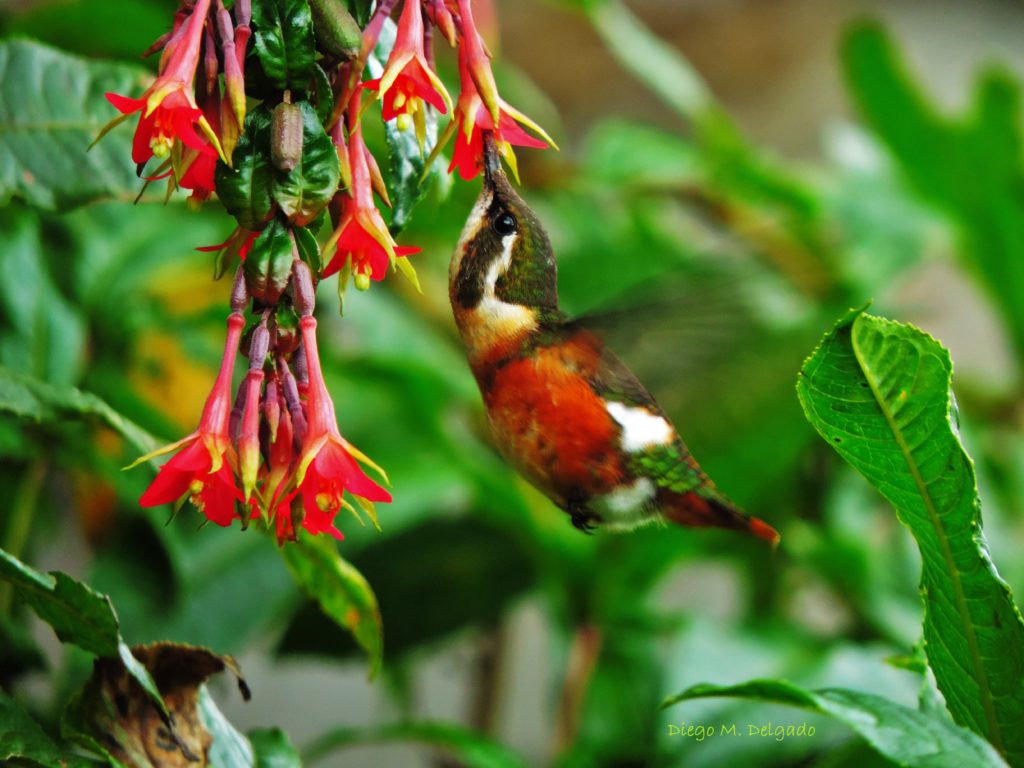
<box><xmin>367</xmin><ymin>19</ymin><xmax>440</xmax><ymax>233</ymax></box>
<box><xmin>272</xmin><ymin>101</ymin><xmax>339</xmax><ymax>226</ymax></box>
<box><xmin>0</xmin><ymin>366</ymin><xmax>158</xmax><ymax>455</ymax></box>
<box><xmin>0</xmin><ymin>546</ymin><xmax>167</xmax><ymax>721</ymax></box>
<box><xmin>663</xmin><ymin>679</ymin><xmax>1008</xmax><ymax>768</ymax></box>
<box><xmin>797</xmin><ymin>308</ymin><xmax>1024</xmax><ymax>764</ymax></box>
<box><xmin>250</xmin><ymin>728</ymin><xmax>302</xmax><ymax>768</ymax></box>
<box><xmin>278</xmin><ymin>518</ymin><xmax>536</xmax><ymax>662</ymax></box>
<box><xmin>304</xmin><ymin>722</ymin><xmax>528</xmax><ymax>768</ymax></box>
<box><xmin>582</xmin><ymin>0</ymin><xmax>715</xmax><ymax>126</ymax></box>
<box><xmin>281</xmin><ymin>535</ymin><xmax>383</xmax><ymax>678</ymax></box>
<box><xmin>842</xmin><ymin>21</ymin><xmax>1024</xmax><ymax>357</ymax></box>
<box><xmin>216</xmin><ymin>108</ymin><xmax>275</xmax><ymax>232</ymax></box>
<box><xmin>0</xmin><ymin>207</ymin><xmax>86</xmax><ymax>385</ymax></box>
<box><xmin>0</xmin><ymin>39</ymin><xmax>143</xmax><ymax>209</ymax></box>
<box><xmin>252</xmin><ymin>0</ymin><xmax>316</xmax><ymax>91</ymax></box>
<box><xmin>245</xmin><ymin>218</ymin><xmax>295</xmax><ymax>305</ymax></box>
<box><xmin>1</xmin><ymin>690</ymin><xmax>98</xmax><ymax>768</ymax></box>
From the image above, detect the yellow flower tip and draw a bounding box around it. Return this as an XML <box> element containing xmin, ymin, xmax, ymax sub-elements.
<box><xmin>198</xmin><ymin>116</ymin><xmax>228</xmax><ymax>165</ymax></box>
<box><xmin>122</xmin><ymin>433</ymin><xmax>198</xmax><ymax>470</ymax></box>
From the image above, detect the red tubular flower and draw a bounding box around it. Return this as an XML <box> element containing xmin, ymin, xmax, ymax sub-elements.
<box><xmin>442</xmin><ymin>4</ymin><xmax>556</xmax><ymax>181</ymax></box>
<box><xmin>365</xmin><ymin>0</ymin><xmax>451</xmax><ymax>144</ymax></box>
<box><xmin>322</xmin><ymin>116</ymin><xmax>420</xmax><ymax>288</ymax></box>
<box><xmin>293</xmin><ymin>316</ymin><xmax>391</xmax><ymax>540</ymax></box>
<box><xmin>133</xmin><ymin>313</ymin><xmax>245</xmax><ymax>526</ymax></box>
<box><xmin>98</xmin><ymin>0</ymin><xmax>224</xmax><ymax>168</ymax></box>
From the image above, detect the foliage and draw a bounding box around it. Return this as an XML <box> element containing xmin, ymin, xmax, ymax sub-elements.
<box><xmin>0</xmin><ymin>1</ymin><xmax>1022</xmax><ymax>767</ymax></box>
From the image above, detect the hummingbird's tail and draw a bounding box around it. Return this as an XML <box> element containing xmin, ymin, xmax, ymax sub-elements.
<box><xmin>664</xmin><ymin>490</ymin><xmax>780</xmax><ymax>547</ymax></box>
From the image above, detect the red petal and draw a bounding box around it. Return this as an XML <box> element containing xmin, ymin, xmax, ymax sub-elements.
<box><xmin>106</xmin><ymin>92</ymin><xmax>145</xmax><ymax>114</ymax></box>
<box><xmin>138</xmin><ymin>440</ymin><xmax>208</xmax><ymax>507</ymax></box>
<box><xmin>131</xmin><ymin>114</ymin><xmax>155</xmax><ymax>165</ymax></box>
<box><xmin>198</xmin><ymin>465</ymin><xmax>242</xmax><ymax>526</ymax></box>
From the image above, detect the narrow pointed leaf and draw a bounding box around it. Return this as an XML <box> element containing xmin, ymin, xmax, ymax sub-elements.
<box><xmin>281</xmin><ymin>535</ymin><xmax>382</xmax><ymax>678</ymax></box>
<box><xmin>216</xmin><ymin>108</ymin><xmax>275</xmax><ymax>232</ymax></box>
<box><xmin>797</xmin><ymin>308</ymin><xmax>1024</xmax><ymax>764</ymax></box>
<box><xmin>663</xmin><ymin>679</ymin><xmax>1008</xmax><ymax>768</ymax></box>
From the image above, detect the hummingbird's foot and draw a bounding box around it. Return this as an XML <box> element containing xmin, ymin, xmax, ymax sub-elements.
<box><xmin>569</xmin><ymin>505</ymin><xmax>599</xmax><ymax>535</ymax></box>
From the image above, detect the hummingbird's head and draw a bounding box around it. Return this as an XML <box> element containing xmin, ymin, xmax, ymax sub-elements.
<box><xmin>450</xmin><ymin>134</ymin><xmax>559</xmax><ymax>334</ymax></box>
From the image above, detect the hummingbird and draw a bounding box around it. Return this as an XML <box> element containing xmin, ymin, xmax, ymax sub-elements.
<box><xmin>449</xmin><ymin>135</ymin><xmax>779</xmax><ymax>545</ymax></box>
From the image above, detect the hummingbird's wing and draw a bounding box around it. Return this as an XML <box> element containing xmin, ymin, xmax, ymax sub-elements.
<box><xmin>568</xmin><ymin>324</ymin><xmax>779</xmax><ymax>544</ymax></box>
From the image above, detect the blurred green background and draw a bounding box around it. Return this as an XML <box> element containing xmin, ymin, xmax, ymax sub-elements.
<box><xmin>1</xmin><ymin>0</ymin><xmax>1023</xmax><ymax>766</ymax></box>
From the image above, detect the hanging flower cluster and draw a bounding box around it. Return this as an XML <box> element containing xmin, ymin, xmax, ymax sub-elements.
<box><xmin>100</xmin><ymin>0</ymin><xmax>554</xmax><ymax>543</ymax></box>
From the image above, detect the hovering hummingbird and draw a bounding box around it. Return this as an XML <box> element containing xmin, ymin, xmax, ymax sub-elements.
<box><xmin>448</xmin><ymin>136</ymin><xmax>779</xmax><ymax>545</ymax></box>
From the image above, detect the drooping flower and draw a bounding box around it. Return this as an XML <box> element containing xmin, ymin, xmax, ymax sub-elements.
<box><xmin>98</xmin><ymin>0</ymin><xmax>224</xmax><ymax>169</ymax></box>
<box><xmin>365</xmin><ymin>0</ymin><xmax>451</xmax><ymax>145</ymax></box>
<box><xmin>293</xmin><ymin>316</ymin><xmax>391</xmax><ymax>540</ymax></box>
<box><xmin>322</xmin><ymin>114</ymin><xmax>420</xmax><ymax>288</ymax></box>
<box><xmin>439</xmin><ymin>0</ymin><xmax>556</xmax><ymax>181</ymax></box>
<box><xmin>134</xmin><ymin>313</ymin><xmax>245</xmax><ymax>526</ymax></box>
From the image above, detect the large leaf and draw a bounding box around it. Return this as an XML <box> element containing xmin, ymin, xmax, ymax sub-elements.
<box><xmin>843</xmin><ymin>21</ymin><xmax>1024</xmax><ymax>357</ymax></box>
<box><xmin>663</xmin><ymin>679</ymin><xmax>1008</xmax><ymax>768</ymax></box>
<box><xmin>1</xmin><ymin>690</ymin><xmax>98</xmax><ymax>768</ymax></box>
<box><xmin>0</xmin><ymin>207</ymin><xmax>86</xmax><ymax>386</ymax></box>
<box><xmin>271</xmin><ymin>100</ymin><xmax>339</xmax><ymax>226</ymax></box>
<box><xmin>278</xmin><ymin>517</ymin><xmax>536</xmax><ymax>662</ymax></box>
<box><xmin>251</xmin><ymin>0</ymin><xmax>317</xmax><ymax>92</ymax></box>
<box><xmin>0</xmin><ymin>39</ymin><xmax>141</xmax><ymax>209</ymax></box>
<box><xmin>0</xmin><ymin>366</ymin><xmax>158</xmax><ymax>455</ymax></box>
<box><xmin>0</xmin><ymin>546</ymin><xmax>167</xmax><ymax>721</ymax></box>
<box><xmin>304</xmin><ymin>722</ymin><xmax>528</xmax><ymax>768</ymax></box>
<box><xmin>281</xmin><ymin>535</ymin><xmax>383</xmax><ymax>678</ymax></box>
<box><xmin>797</xmin><ymin>308</ymin><xmax>1024</xmax><ymax>764</ymax></box>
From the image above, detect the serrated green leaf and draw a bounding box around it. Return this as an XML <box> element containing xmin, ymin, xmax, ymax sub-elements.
<box><xmin>663</xmin><ymin>679</ymin><xmax>1008</xmax><ymax>768</ymax></box>
<box><xmin>0</xmin><ymin>546</ymin><xmax>167</xmax><ymax>722</ymax></box>
<box><xmin>0</xmin><ymin>366</ymin><xmax>158</xmax><ymax>454</ymax></box>
<box><xmin>797</xmin><ymin>308</ymin><xmax>1024</xmax><ymax>765</ymax></box>
<box><xmin>281</xmin><ymin>535</ymin><xmax>382</xmax><ymax>678</ymax></box>
<box><xmin>366</xmin><ymin>19</ymin><xmax>440</xmax><ymax>233</ymax></box>
<box><xmin>0</xmin><ymin>39</ymin><xmax>143</xmax><ymax>209</ymax></box>
<box><xmin>272</xmin><ymin>101</ymin><xmax>339</xmax><ymax>225</ymax></box>
<box><xmin>250</xmin><ymin>728</ymin><xmax>302</xmax><ymax>768</ymax></box>
<box><xmin>216</xmin><ymin>108</ymin><xmax>275</xmax><ymax>232</ymax></box>
<box><xmin>1</xmin><ymin>689</ymin><xmax>98</xmax><ymax>768</ymax></box>
<box><xmin>245</xmin><ymin>218</ymin><xmax>295</xmax><ymax>304</ymax></box>
<box><xmin>842</xmin><ymin>22</ymin><xmax>1024</xmax><ymax>357</ymax></box>
<box><xmin>252</xmin><ymin>0</ymin><xmax>316</xmax><ymax>91</ymax></box>
<box><xmin>304</xmin><ymin>722</ymin><xmax>528</xmax><ymax>768</ymax></box>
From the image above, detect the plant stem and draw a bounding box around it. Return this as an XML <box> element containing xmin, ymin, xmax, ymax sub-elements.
<box><xmin>0</xmin><ymin>460</ymin><xmax>47</xmax><ymax>617</ymax></box>
<box><xmin>553</xmin><ymin>623</ymin><xmax>602</xmax><ymax>753</ymax></box>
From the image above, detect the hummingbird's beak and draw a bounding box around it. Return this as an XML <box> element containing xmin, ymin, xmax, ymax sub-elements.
<box><xmin>482</xmin><ymin>131</ymin><xmax>502</xmax><ymax>190</ymax></box>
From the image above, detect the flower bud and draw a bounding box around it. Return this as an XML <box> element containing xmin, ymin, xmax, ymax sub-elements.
<box><xmin>291</xmin><ymin>258</ymin><xmax>317</xmax><ymax>317</ymax></box>
<box><xmin>237</xmin><ymin>369</ymin><xmax>265</xmax><ymax>502</ymax></box>
<box><xmin>248</xmin><ymin>320</ymin><xmax>271</xmax><ymax>369</ymax></box>
<box><xmin>308</xmin><ymin>0</ymin><xmax>362</xmax><ymax>61</ymax></box>
<box><xmin>271</xmin><ymin>101</ymin><xmax>304</xmax><ymax>173</ymax></box>
<box><xmin>231</xmin><ymin>267</ymin><xmax>250</xmax><ymax>314</ymax></box>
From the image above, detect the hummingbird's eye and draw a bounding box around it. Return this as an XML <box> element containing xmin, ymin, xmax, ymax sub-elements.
<box><xmin>492</xmin><ymin>212</ymin><xmax>518</xmax><ymax>236</ymax></box>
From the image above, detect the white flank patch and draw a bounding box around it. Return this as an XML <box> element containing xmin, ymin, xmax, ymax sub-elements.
<box><xmin>594</xmin><ymin>477</ymin><xmax>657</xmax><ymax>528</ymax></box>
<box><xmin>605</xmin><ymin>401</ymin><xmax>675</xmax><ymax>452</ymax></box>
